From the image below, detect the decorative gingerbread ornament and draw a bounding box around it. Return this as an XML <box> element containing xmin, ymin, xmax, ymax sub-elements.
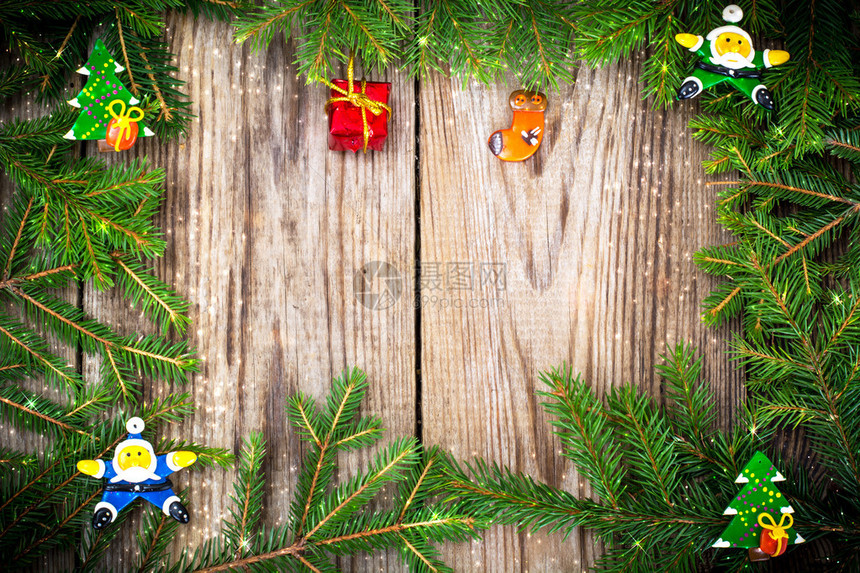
<box><xmin>77</xmin><ymin>417</ymin><xmax>197</xmax><ymax>529</ymax></box>
<box><xmin>711</xmin><ymin>451</ymin><xmax>804</xmax><ymax>561</ymax></box>
<box><xmin>488</xmin><ymin>90</ymin><xmax>547</xmax><ymax>162</ymax></box>
<box><xmin>675</xmin><ymin>5</ymin><xmax>790</xmax><ymax>110</ymax></box>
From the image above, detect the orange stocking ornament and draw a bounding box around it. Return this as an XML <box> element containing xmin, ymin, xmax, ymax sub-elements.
<box><xmin>488</xmin><ymin>90</ymin><xmax>547</xmax><ymax>162</ymax></box>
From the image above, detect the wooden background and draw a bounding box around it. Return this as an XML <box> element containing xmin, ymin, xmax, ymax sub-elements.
<box><xmin>9</xmin><ymin>12</ymin><xmax>746</xmax><ymax>572</ymax></box>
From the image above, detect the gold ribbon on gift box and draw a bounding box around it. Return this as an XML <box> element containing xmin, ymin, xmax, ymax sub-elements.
<box><xmin>758</xmin><ymin>512</ymin><xmax>793</xmax><ymax>555</ymax></box>
<box><xmin>107</xmin><ymin>99</ymin><xmax>144</xmax><ymax>152</ymax></box>
<box><xmin>322</xmin><ymin>53</ymin><xmax>391</xmax><ymax>153</ymax></box>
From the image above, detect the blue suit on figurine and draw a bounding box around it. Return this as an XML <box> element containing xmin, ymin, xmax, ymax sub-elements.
<box><xmin>77</xmin><ymin>417</ymin><xmax>197</xmax><ymax>529</ymax></box>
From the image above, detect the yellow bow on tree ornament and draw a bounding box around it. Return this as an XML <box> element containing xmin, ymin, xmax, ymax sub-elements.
<box><xmin>323</xmin><ymin>53</ymin><xmax>392</xmax><ymax>153</ymax></box>
<box><xmin>711</xmin><ymin>451</ymin><xmax>805</xmax><ymax>562</ymax></box>
<box><xmin>105</xmin><ymin>99</ymin><xmax>145</xmax><ymax>152</ymax></box>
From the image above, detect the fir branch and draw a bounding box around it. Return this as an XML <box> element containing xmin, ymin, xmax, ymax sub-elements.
<box><xmin>153</xmin><ymin>439</ymin><xmax>235</xmax><ymax>470</ymax></box>
<box><xmin>52</xmin><ymin>15</ymin><xmax>81</xmax><ymax>62</ymax></box>
<box><xmin>112</xmin><ymin>254</ymin><xmax>190</xmax><ymax>335</ymax></box>
<box><xmin>398</xmin><ymin>451</ymin><xmax>435</xmax><ymax>522</ymax></box>
<box><xmin>333</xmin><ymin>416</ymin><xmax>382</xmax><ymax>450</ymax></box>
<box><xmin>304</xmin><ymin>437</ymin><xmax>419</xmax><ymax>539</ymax></box>
<box><xmin>773</xmin><ymin>208</ymin><xmax>857</xmax><ymax>264</ymax></box>
<box><xmin>78</xmin><ymin>526</ymin><xmax>118</xmax><ymax>573</ymax></box>
<box><xmin>657</xmin><ymin>344</ymin><xmax>714</xmax><ymax>449</ymax></box>
<box><xmin>295</xmin><ymin>369</ymin><xmax>367</xmax><ymax>537</ymax></box>
<box><xmin>0</xmin><ymin>467</ymin><xmax>84</xmax><ymax>543</ymax></box>
<box><xmin>0</xmin><ymin>449</ymin><xmax>37</xmax><ymax>479</ymax></box>
<box><xmin>606</xmin><ymin>386</ymin><xmax>679</xmax><ymax>507</ymax></box>
<box><xmin>120</xmin><ymin>335</ymin><xmax>198</xmax><ymax>385</ymax></box>
<box><xmin>0</xmin><ymin>316</ymin><xmax>82</xmax><ymax>389</ymax></box>
<box><xmin>193</xmin><ymin>515</ymin><xmax>477</xmax><ymax>572</ymax></box>
<box><xmin>539</xmin><ymin>366</ymin><xmax>626</xmax><ymax>508</ymax></box>
<box><xmin>443</xmin><ymin>347</ymin><xmax>779</xmax><ymax>566</ymax></box>
<box><xmin>2</xmin><ymin>195</ymin><xmax>33</xmax><ymax>282</ymax></box>
<box><xmin>165</xmin><ymin>371</ymin><xmax>482</xmax><ymax>572</ymax></box>
<box><xmin>224</xmin><ymin>433</ymin><xmax>265</xmax><ymax>558</ymax></box>
<box><xmin>11</xmin><ymin>285</ymin><xmax>118</xmax><ymax>349</ymax></box>
<box><xmin>11</xmin><ymin>488</ymin><xmax>102</xmax><ymax>564</ymax></box>
<box><xmin>116</xmin><ymin>8</ymin><xmax>138</xmax><ymax>96</ymax></box>
<box><xmin>755</xmin><ymin>178</ymin><xmax>857</xmax><ymax>206</ymax></box>
<box><xmin>0</xmin><ymin>389</ymin><xmax>91</xmax><ymax>438</ymax></box>
<box><xmin>136</xmin><ymin>504</ymin><xmax>180</xmax><ymax>573</ymax></box>
<box><xmin>445</xmin><ymin>459</ymin><xmax>583</xmax><ymax>536</ymax></box>
<box><xmin>0</xmin><ymin>457</ymin><xmax>63</xmax><ymax>516</ymax></box>
<box><xmin>134</xmin><ymin>42</ymin><xmax>169</xmax><ymax>121</ymax></box>
<box><xmin>313</xmin><ymin>515</ymin><xmax>474</xmax><ymax>546</ymax></box>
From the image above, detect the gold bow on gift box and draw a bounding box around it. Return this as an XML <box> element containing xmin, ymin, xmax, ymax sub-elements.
<box><xmin>106</xmin><ymin>99</ymin><xmax>144</xmax><ymax>151</ymax></box>
<box><xmin>322</xmin><ymin>54</ymin><xmax>391</xmax><ymax>153</ymax></box>
<box><xmin>758</xmin><ymin>512</ymin><xmax>793</xmax><ymax>555</ymax></box>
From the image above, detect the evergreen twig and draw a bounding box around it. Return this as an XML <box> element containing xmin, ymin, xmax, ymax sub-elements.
<box><xmin>160</xmin><ymin>370</ymin><xmax>485</xmax><ymax>573</ymax></box>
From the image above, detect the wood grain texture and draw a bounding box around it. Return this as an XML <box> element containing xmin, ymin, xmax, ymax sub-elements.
<box><xmin>86</xmin><ymin>14</ymin><xmax>416</xmax><ymax>571</ymax></box>
<box><xmin>419</xmin><ymin>60</ymin><xmax>742</xmax><ymax>572</ymax></box>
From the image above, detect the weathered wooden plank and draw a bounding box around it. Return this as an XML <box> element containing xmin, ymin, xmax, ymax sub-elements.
<box><xmin>87</xmin><ymin>14</ymin><xmax>416</xmax><ymax>571</ymax></box>
<box><xmin>419</xmin><ymin>60</ymin><xmax>742</xmax><ymax>571</ymax></box>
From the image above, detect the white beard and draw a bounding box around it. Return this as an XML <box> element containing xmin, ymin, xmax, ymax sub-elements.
<box><xmin>711</xmin><ymin>51</ymin><xmax>754</xmax><ymax>69</ymax></box>
<box><xmin>111</xmin><ymin>465</ymin><xmax>161</xmax><ymax>483</ymax></box>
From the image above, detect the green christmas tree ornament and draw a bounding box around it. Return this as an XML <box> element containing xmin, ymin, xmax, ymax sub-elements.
<box><xmin>712</xmin><ymin>451</ymin><xmax>805</xmax><ymax>561</ymax></box>
<box><xmin>675</xmin><ymin>5</ymin><xmax>790</xmax><ymax>110</ymax></box>
<box><xmin>63</xmin><ymin>39</ymin><xmax>154</xmax><ymax>151</ymax></box>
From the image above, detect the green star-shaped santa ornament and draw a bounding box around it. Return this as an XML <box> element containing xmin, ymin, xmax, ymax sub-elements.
<box><xmin>675</xmin><ymin>5</ymin><xmax>790</xmax><ymax>110</ymax></box>
<box><xmin>63</xmin><ymin>39</ymin><xmax>154</xmax><ymax>151</ymax></box>
<box><xmin>712</xmin><ymin>451</ymin><xmax>805</xmax><ymax>562</ymax></box>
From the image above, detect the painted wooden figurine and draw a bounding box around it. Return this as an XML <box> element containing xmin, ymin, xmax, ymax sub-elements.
<box><xmin>675</xmin><ymin>5</ymin><xmax>790</xmax><ymax>110</ymax></box>
<box><xmin>711</xmin><ymin>451</ymin><xmax>804</xmax><ymax>561</ymax></box>
<box><xmin>77</xmin><ymin>417</ymin><xmax>197</xmax><ymax>529</ymax></box>
<box><xmin>488</xmin><ymin>90</ymin><xmax>547</xmax><ymax>162</ymax></box>
<box><xmin>64</xmin><ymin>39</ymin><xmax>154</xmax><ymax>151</ymax></box>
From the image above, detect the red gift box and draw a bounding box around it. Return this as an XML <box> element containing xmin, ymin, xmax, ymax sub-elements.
<box><xmin>327</xmin><ymin>79</ymin><xmax>391</xmax><ymax>152</ymax></box>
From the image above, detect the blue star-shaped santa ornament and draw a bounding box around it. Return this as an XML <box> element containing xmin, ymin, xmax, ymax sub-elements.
<box><xmin>77</xmin><ymin>417</ymin><xmax>197</xmax><ymax>529</ymax></box>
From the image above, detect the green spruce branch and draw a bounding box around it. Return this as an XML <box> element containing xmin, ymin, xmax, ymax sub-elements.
<box><xmin>0</xmin><ymin>133</ymin><xmax>198</xmax><ymax>406</ymax></box>
<box><xmin>233</xmin><ymin>0</ymin><xmax>859</xmax><ymax>161</ymax></box>
<box><xmin>445</xmin><ymin>345</ymin><xmax>860</xmax><ymax>571</ymax></box>
<box><xmin>234</xmin><ymin>0</ymin><xmax>577</xmax><ymax>88</ymax></box>
<box><xmin>0</xmin><ymin>6</ymin><xmax>242</xmax><ymax>565</ymax></box>
<box><xmin>695</xmin><ymin>131</ymin><xmax>860</xmax><ymax>335</ymax></box>
<box><xmin>161</xmin><ymin>369</ymin><xmax>485</xmax><ymax>573</ymax></box>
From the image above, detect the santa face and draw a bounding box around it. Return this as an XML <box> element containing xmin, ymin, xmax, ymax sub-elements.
<box><xmin>707</xmin><ymin>27</ymin><xmax>755</xmax><ymax>69</ymax></box>
<box><xmin>715</xmin><ymin>32</ymin><xmax>751</xmax><ymax>59</ymax></box>
<box><xmin>117</xmin><ymin>445</ymin><xmax>153</xmax><ymax>471</ymax></box>
<box><xmin>111</xmin><ymin>441</ymin><xmax>159</xmax><ymax>483</ymax></box>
